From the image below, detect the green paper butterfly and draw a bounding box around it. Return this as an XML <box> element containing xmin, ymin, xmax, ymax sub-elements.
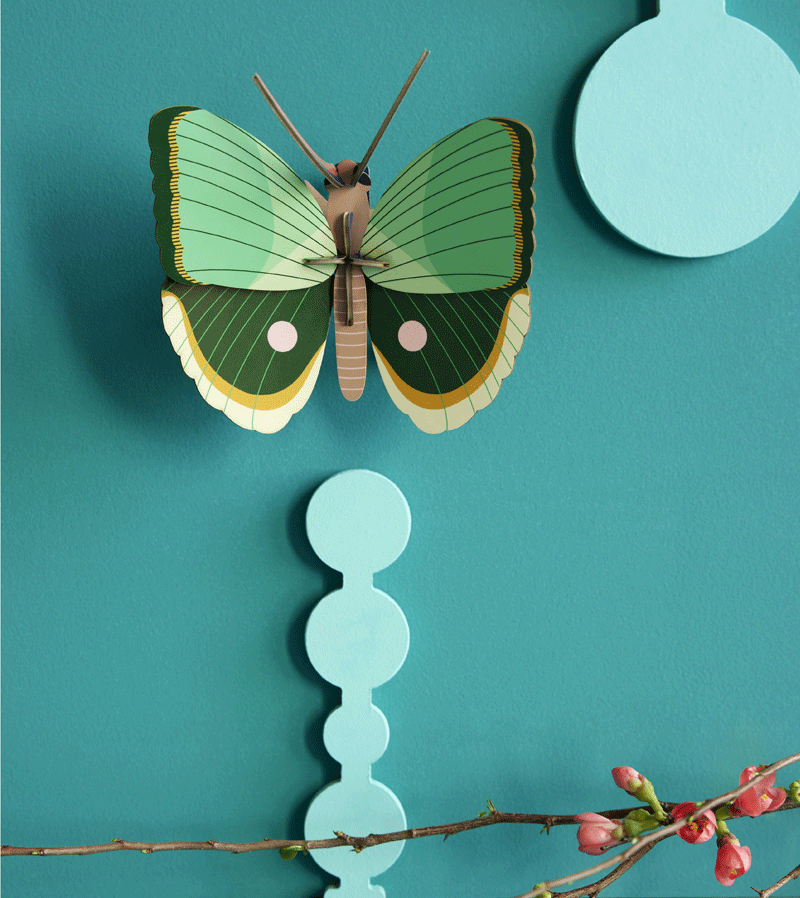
<box><xmin>149</xmin><ymin>57</ymin><xmax>535</xmax><ymax>433</ymax></box>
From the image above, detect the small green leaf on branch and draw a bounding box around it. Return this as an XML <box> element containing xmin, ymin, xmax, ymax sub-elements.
<box><xmin>478</xmin><ymin>799</ymin><xmax>498</xmax><ymax>817</ymax></box>
<box><xmin>279</xmin><ymin>845</ymin><xmax>307</xmax><ymax>860</ymax></box>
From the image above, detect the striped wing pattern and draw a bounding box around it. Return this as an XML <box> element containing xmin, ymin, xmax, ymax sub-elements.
<box><xmin>361</xmin><ymin>118</ymin><xmax>535</xmax><ymax>294</ymax></box>
<box><xmin>161</xmin><ymin>279</ymin><xmax>331</xmax><ymax>433</ymax></box>
<box><xmin>150</xmin><ymin>107</ymin><xmax>336</xmax><ymax>291</ymax></box>
<box><xmin>367</xmin><ymin>282</ymin><xmax>531</xmax><ymax>433</ymax></box>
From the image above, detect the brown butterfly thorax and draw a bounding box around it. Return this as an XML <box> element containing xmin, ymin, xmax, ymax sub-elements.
<box><xmin>253</xmin><ymin>59</ymin><xmax>427</xmax><ymax>405</ymax></box>
<box><xmin>324</xmin><ymin>160</ymin><xmax>371</xmax><ymax>252</ymax></box>
<box><xmin>318</xmin><ymin>160</ymin><xmax>373</xmax><ymax>402</ymax></box>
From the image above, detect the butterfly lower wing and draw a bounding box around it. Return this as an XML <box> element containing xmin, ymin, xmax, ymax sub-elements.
<box><xmin>367</xmin><ymin>281</ymin><xmax>531</xmax><ymax>433</ymax></box>
<box><xmin>150</xmin><ymin>107</ymin><xmax>336</xmax><ymax>290</ymax></box>
<box><xmin>361</xmin><ymin>118</ymin><xmax>535</xmax><ymax>294</ymax></box>
<box><xmin>162</xmin><ymin>279</ymin><xmax>331</xmax><ymax>432</ymax></box>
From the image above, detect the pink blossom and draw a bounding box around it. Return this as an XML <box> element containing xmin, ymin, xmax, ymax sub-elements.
<box><xmin>611</xmin><ymin>766</ymin><xmax>644</xmax><ymax>795</ymax></box>
<box><xmin>575</xmin><ymin>812</ymin><xmax>625</xmax><ymax>855</ymax></box>
<box><xmin>714</xmin><ymin>834</ymin><xmax>751</xmax><ymax>886</ymax></box>
<box><xmin>670</xmin><ymin>801</ymin><xmax>716</xmax><ymax>844</ymax></box>
<box><xmin>732</xmin><ymin>765</ymin><xmax>786</xmax><ymax>817</ymax></box>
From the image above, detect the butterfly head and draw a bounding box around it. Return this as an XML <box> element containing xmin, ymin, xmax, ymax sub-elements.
<box><xmin>326</xmin><ymin>160</ymin><xmax>370</xmax><ymax>189</ymax></box>
<box><xmin>324</xmin><ymin>161</ymin><xmax>371</xmax><ymax>208</ymax></box>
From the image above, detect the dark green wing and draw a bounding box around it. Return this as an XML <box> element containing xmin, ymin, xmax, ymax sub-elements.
<box><xmin>162</xmin><ymin>279</ymin><xmax>331</xmax><ymax>432</ymax></box>
<box><xmin>367</xmin><ymin>282</ymin><xmax>531</xmax><ymax>433</ymax></box>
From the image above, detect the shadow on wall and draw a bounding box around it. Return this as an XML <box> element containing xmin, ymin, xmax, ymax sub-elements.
<box><xmin>285</xmin><ymin>485</ymin><xmax>345</xmax><ymax>896</ymax></box>
<box><xmin>37</xmin><ymin>148</ymin><xmax>232</xmax><ymax>447</ymax></box>
<box><xmin>551</xmin><ymin>3</ymin><xmax>657</xmax><ymax>259</ymax></box>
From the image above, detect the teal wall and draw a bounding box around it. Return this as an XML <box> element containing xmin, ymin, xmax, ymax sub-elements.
<box><xmin>2</xmin><ymin>2</ymin><xmax>798</xmax><ymax>896</ymax></box>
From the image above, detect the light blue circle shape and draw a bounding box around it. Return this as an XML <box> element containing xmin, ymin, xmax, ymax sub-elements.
<box><xmin>305</xmin><ymin>587</ymin><xmax>409</xmax><ymax>689</ymax></box>
<box><xmin>306</xmin><ymin>470</ymin><xmax>411</xmax><ymax>575</ymax></box>
<box><xmin>323</xmin><ymin>705</ymin><xmax>390</xmax><ymax>766</ymax></box>
<box><xmin>574</xmin><ymin>0</ymin><xmax>800</xmax><ymax>257</ymax></box>
<box><xmin>305</xmin><ymin>781</ymin><xmax>407</xmax><ymax>880</ymax></box>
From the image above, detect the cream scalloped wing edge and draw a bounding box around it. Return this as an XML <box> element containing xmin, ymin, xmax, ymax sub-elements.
<box><xmin>162</xmin><ymin>288</ymin><xmax>326</xmax><ymax>433</ymax></box>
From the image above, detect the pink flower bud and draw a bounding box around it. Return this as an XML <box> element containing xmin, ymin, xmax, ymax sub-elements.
<box><xmin>610</xmin><ymin>766</ymin><xmax>665</xmax><ymax>818</ymax></box>
<box><xmin>612</xmin><ymin>766</ymin><xmax>644</xmax><ymax>795</ymax></box>
<box><xmin>714</xmin><ymin>834</ymin><xmax>751</xmax><ymax>886</ymax></box>
<box><xmin>575</xmin><ymin>812</ymin><xmax>625</xmax><ymax>855</ymax></box>
<box><xmin>671</xmin><ymin>802</ymin><xmax>716</xmax><ymax>844</ymax></box>
<box><xmin>732</xmin><ymin>765</ymin><xmax>786</xmax><ymax>817</ymax></box>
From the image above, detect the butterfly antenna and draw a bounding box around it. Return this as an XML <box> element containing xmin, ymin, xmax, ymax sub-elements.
<box><xmin>352</xmin><ymin>50</ymin><xmax>429</xmax><ymax>185</ymax></box>
<box><xmin>252</xmin><ymin>74</ymin><xmax>344</xmax><ymax>185</ymax></box>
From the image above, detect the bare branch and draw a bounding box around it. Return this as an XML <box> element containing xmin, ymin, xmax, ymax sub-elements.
<box><xmin>751</xmin><ymin>863</ymin><xmax>800</xmax><ymax>898</ymax></box>
<box><xmin>1</xmin><ymin>837</ymin><xmax>344</xmax><ymax>857</ymax></box>
<box><xmin>553</xmin><ymin>840</ymin><xmax>659</xmax><ymax>898</ymax></box>
<box><xmin>3</xmin><ymin>800</ymin><xmax>795</xmax><ymax>859</ymax></box>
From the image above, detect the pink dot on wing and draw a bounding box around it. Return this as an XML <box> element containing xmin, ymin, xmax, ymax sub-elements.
<box><xmin>398</xmin><ymin>320</ymin><xmax>427</xmax><ymax>352</ymax></box>
<box><xmin>267</xmin><ymin>321</ymin><xmax>298</xmax><ymax>352</ymax></box>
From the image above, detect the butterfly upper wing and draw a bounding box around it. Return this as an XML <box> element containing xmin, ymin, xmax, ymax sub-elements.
<box><xmin>150</xmin><ymin>107</ymin><xmax>337</xmax><ymax>430</ymax></box>
<box><xmin>361</xmin><ymin>118</ymin><xmax>535</xmax><ymax>433</ymax></box>
<box><xmin>150</xmin><ymin>106</ymin><xmax>337</xmax><ymax>289</ymax></box>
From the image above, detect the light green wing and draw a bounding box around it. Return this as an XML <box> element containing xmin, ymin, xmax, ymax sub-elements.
<box><xmin>361</xmin><ymin>118</ymin><xmax>535</xmax><ymax>294</ymax></box>
<box><xmin>150</xmin><ymin>106</ymin><xmax>336</xmax><ymax>291</ymax></box>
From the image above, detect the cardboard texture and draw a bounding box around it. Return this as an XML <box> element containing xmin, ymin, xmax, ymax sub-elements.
<box><xmin>150</xmin><ymin>58</ymin><xmax>536</xmax><ymax>433</ymax></box>
<box><xmin>574</xmin><ymin>0</ymin><xmax>800</xmax><ymax>256</ymax></box>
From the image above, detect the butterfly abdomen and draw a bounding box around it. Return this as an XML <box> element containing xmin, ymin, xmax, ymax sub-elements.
<box><xmin>334</xmin><ymin>265</ymin><xmax>367</xmax><ymax>401</ymax></box>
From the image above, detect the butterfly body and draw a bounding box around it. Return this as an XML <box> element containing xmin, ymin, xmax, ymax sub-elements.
<box><xmin>307</xmin><ymin>159</ymin><xmax>375</xmax><ymax>400</ymax></box>
<box><xmin>150</xmin><ymin>73</ymin><xmax>535</xmax><ymax>433</ymax></box>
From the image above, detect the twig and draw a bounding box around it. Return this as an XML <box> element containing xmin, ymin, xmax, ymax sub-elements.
<box><xmin>3</xmin><ymin>801</ymin><xmax>795</xmax><ymax>859</ymax></box>
<box><xmin>751</xmin><ymin>863</ymin><xmax>800</xmax><ymax>898</ymax></box>
<box><xmin>0</xmin><ymin>812</ymin><xmax>587</xmax><ymax>858</ymax></box>
<box><xmin>0</xmin><ymin>838</ymin><xmax>342</xmax><ymax>857</ymax></box>
<box><xmin>553</xmin><ymin>840</ymin><xmax>659</xmax><ymax>898</ymax></box>
<box><xmin>3</xmin><ymin>754</ymin><xmax>797</xmax><ymax>864</ymax></box>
